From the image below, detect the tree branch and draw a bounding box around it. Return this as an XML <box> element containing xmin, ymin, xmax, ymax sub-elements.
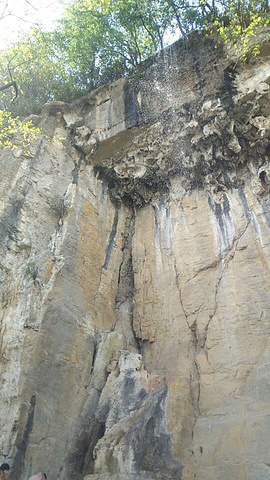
<box><xmin>0</xmin><ymin>81</ymin><xmax>18</xmax><ymax>102</ymax></box>
<box><xmin>0</xmin><ymin>0</ymin><xmax>9</xmax><ymax>20</ymax></box>
<box><xmin>24</xmin><ymin>0</ymin><xmax>37</xmax><ymax>10</ymax></box>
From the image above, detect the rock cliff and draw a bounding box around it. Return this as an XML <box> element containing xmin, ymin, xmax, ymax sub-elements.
<box><xmin>0</xmin><ymin>33</ymin><xmax>269</xmax><ymax>480</ymax></box>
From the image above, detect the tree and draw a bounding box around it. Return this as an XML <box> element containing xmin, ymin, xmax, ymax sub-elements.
<box><xmin>0</xmin><ymin>0</ymin><xmax>175</xmax><ymax>115</ymax></box>
<box><xmin>212</xmin><ymin>1</ymin><xmax>270</xmax><ymax>58</ymax></box>
<box><xmin>56</xmin><ymin>0</ymin><xmax>173</xmax><ymax>83</ymax></box>
<box><xmin>0</xmin><ymin>0</ymin><xmax>39</xmax><ymax>103</ymax></box>
<box><xmin>0</xmin><ymin>0</ymin><xmax>269</xmax><ymax>117</ymax></box>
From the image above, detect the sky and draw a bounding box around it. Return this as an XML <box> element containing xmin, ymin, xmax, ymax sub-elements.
<box><xmin>0</xmin><ymin>0</ymin><xmax>65</xmax><ymax>49</ymax></box>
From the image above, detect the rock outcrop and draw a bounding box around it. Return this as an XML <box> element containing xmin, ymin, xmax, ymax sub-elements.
<box><xmin>0</xmin><ymin>33</ymin><xmax>269</xmax><ymax>480</ymax></box>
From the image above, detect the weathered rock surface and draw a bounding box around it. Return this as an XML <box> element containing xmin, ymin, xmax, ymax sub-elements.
<box><xmin>0</xmin><ymin>33</ymin><xmax>269</xmax><ymax>480</ymax></box>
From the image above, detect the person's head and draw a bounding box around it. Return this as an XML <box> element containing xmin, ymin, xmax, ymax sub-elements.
<box><xmin>0</xmin><ymin>464</ymin><xmax>10</xmax><ymax>480</ymax></box>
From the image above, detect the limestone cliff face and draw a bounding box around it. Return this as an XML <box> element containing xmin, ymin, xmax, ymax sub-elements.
<box><xmin>0</xmin><ymin>33</ymin><xmax>269</xmax><ymax>480</ymax></box>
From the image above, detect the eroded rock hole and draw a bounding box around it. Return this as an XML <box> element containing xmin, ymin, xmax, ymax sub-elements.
<box><xmin>259</xmin><ymin>170</ymin><xmax>267</xmax><ymax>188</ymax></box>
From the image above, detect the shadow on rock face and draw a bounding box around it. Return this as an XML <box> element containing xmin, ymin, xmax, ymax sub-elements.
<box><xmin>132</xmin><ymin>388</ymin><xmax>183</xmax><ymax>480</ymax></box>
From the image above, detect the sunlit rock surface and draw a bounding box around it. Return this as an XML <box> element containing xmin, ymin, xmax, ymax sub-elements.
<box><xmin>0</xmin><ymin>33</ymin><xmax>269</xmax><ymax>480</ymax></box>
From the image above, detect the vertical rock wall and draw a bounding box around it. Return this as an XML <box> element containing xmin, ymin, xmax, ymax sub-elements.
<box><xmin>0</xmin><ymin>33</ymin><xmax>269</xmax><ymax>480</ymax></box>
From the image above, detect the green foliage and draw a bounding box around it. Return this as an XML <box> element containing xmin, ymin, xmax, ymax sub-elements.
<box><xmin>0</xmin><ymin>0</ymin><xmax>175</xmax><ymax>116</ymax></box>
<box><xmin>0</xmin><ymin>29</ymin><xmax>77</xmax><ymax>116</ymax></box>
<box><xmin>213</xmin><ymin>1</ymin><xmax>270</xmax><ymax>59</ymax></box>
<box><xmin>0</xmin><ymin>0</ymin><xmax>268</xmax><ymax>117</ymax></box>
<box><xmin>0</xmin><ymin>109</ymin><xmax>40</xmax><ymax>151</ymax></box>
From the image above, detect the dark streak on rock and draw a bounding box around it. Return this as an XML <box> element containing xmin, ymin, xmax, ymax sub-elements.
<box><xmin>214</xmin><ymin>202</ymin><xmax>226</xmax><ymax>244</ymax></box>
<box><xmin>115</xmin><ymin>210</ymin><xmax>141</xmax><ymax>351</ymax></box>
<box><xmin>72</xmin><ymin>156</ymin><xmax>83</xmax><ymax>185</ymax></box>
<box><xmin>0</xmin><ymin>198</ymin><xmax>24</xmax><ymax>246</ymax></box>
<box><xmin>238</xmin><ymin>188</ymin><xmax>251</xmax><ymax>223</ymax></box>
<box><xmin>125</xmin><ymin>81</ymin><xmax>139</xmax><ymax>130</ymax></box>
<box><xmin>10</xmin><ymin>396</ymin><xmax>36</xmax><ymax>480</ymax></box>
<box><xmin>223</xmin><ymin>194</ymin><xmax>231</xmax><ymax>217</ymax></box>
<box><xmin>153</xmin><ymin>205</ymin><xmax>159</xmax><ymax>244</ymax></box>
<box><xmin>103</xmin><ymin>209</ymin><xmax>119</xmax><ymax>270</ymax></box>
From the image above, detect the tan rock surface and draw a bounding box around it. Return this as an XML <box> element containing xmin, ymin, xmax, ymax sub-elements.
<box><xmin>0</xmin><ymin>33</ymin><xmax>269</xmax><ymax>480</ymax></box>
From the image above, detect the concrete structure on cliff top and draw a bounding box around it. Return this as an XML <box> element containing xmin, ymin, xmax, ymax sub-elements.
<box><xmin>0</xmin><ymin>33</ymin><xmax>269</xmax><ymax>480</ymax></box>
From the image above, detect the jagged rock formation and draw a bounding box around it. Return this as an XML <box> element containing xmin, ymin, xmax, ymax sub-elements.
<box><xmin>0</xmin><ymin>33</ymin><xmax>269</xmax><ymax>480</ymax></box>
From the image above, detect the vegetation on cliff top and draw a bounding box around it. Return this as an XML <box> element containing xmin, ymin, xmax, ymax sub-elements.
<box><xmin>0</xmin><ymin>109</ymin><xmax>40</xmax><ymax>152</ymax></box>
<box><xmin>0</xmin><ymin>0</ymin><xmax>269</xmax><ymax>120</ymax></box>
